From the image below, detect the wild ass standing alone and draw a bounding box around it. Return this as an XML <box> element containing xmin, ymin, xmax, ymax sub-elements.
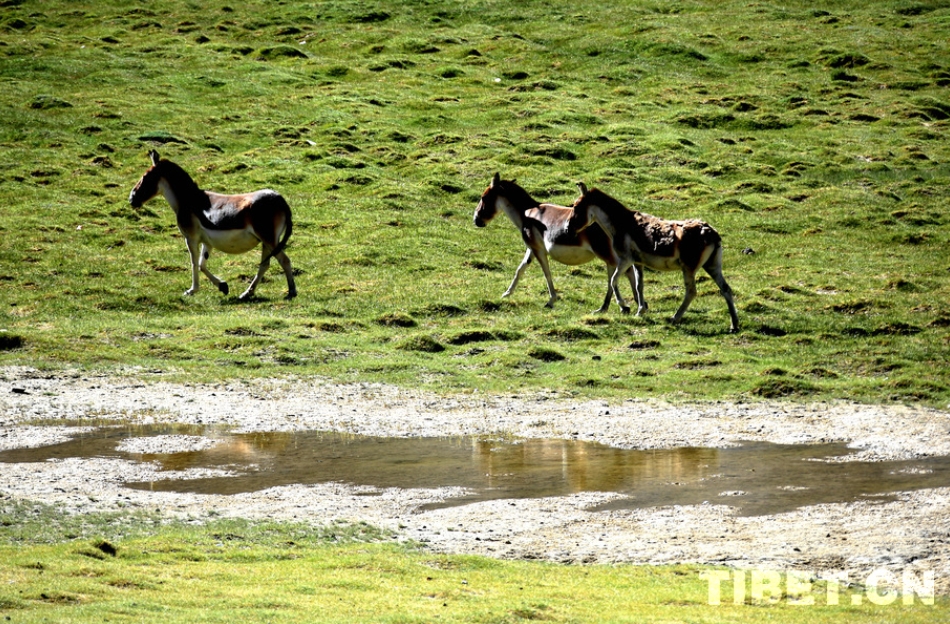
<box><xmin>129</xmin><ymin>150</ymin><xmax>297</xmax><ymax>300</ymax></box>
<box><xmin>473</xmin><ymin>173</ymin><xmax>636</xmax><ymax>311</ymax></box>
<box><xmin>570</xmin><ymin>183</ymin><xmax>739</xmax><ymax>332</ymax></box>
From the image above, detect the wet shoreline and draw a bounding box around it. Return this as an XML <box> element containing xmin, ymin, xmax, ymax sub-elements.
<box><xmin>2</xmin><ymin>367</ymin><xmax>950</xmax><ymax>594</ymax></box>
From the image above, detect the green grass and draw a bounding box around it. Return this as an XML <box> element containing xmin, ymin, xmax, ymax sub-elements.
<box><xmin>0</xmin><ymin>504</ymin><xmax>944</xmax><ymax>623</ymax></box>
<box><xmin>1</xmin><ymin>0</ymin><xmax>949</xmax><ymax>405</ymax></box>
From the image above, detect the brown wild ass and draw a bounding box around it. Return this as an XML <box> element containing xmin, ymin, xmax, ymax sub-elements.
<box><xmin>473</xmin><ymin>173</ymin><xmax>636</xmax><ymax>311</ymax></box>
<box><xmin>129</xmin><ymin>150</ymin><xmax>296</xmax><ymax>300</ymax></box>
<box><xmin>570</xmin><ymin>183</ymin><xmax>739</xmax><ymax>332</ymax></box>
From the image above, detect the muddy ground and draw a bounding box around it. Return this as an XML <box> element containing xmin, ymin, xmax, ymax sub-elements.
<box><xmin>2</xmin><ymin>367</ymin><xmax>949</xmax><ymax>594</ymax></box>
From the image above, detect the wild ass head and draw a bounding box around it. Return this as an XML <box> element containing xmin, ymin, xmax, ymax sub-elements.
<box><xmin>569</xmin><ymin>181</ymin><xmax>596</xmax><ymax>232</ymax></box>
<box><xmin>473</xmin><ymin>172</ymin><xmax>504</xmax><ymax>228</ymax></box>
<box><xmin>473</xmin><ymin>173</ymin><xmax>541</xmax><ymax>228</ymax></box>
<box><xmin>128</xmin><ymin>150</ymin><xmax>164</xmax><ymax>208</ymax></box>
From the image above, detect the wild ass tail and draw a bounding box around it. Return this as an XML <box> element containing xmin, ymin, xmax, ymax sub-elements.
<box><xmin>700</xmin><ymin>229</ymin><xmax>740</xmax><ymax>333</ymax></box>
<box><xmin>699</xmin><ymin>224</ymin><xmax>724</xmax><ymax>273</ymax></box>
<box><xmin>699</xmin><ymin>223</ymin><xmax>721</xmax><ymax>247</ymax></box>
<box><xmin>263</xmin><ymin>196</ymin><xmax>293</xmax><ymax>264</ymax></box>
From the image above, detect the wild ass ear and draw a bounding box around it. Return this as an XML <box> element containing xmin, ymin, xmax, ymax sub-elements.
<box><xmin>576</xmin><ymin>181</ymin><xmax>589</xmax><ymax>196</ymax></box>
<box><xmin>149</xmin><ymin>150</ymin><xmax>161</xmax><ymax>166</ymax></box>
<box><xmin>491</xmin><ymin>172</ymin><xmax>501</xmax><ymax>187</ymax></box>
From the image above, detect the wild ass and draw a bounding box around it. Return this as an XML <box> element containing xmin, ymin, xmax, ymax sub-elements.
<box><xmin>473</xmin><ymin>173</ymin><xmax>636</xmax><ymax>311</ymax></box>
<box><xmin>570</xmin><ymin>183</ymin><xmax>739</xmax><ymax>332</ymax></box>
<box><xmin>129</xmin><ymin>150</ymin><xmax>296</xmax><ymax>300</ymax></box>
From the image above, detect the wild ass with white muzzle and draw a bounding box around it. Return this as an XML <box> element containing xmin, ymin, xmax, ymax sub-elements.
<box><xmin>473</xmin><ymin>173</ymin><xmax>636</xmax><ymax>312</ymax></box>
<box><xmin>128</xmin><ymin>150</ymin><xmax>296</xmax><ymax>300</ymax></box>
<box><xmin>570</xmin><ymin>182</ymin><xmax>739</xmax><ymax>332</ymax></box>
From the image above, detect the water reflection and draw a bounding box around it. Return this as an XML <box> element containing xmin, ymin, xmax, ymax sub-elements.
<box><xmin>2</xmin><ymin>425</ymin><xmax>949</xmax><ymax>516</ymax></box>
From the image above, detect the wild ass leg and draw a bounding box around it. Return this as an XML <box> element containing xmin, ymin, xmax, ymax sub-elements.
<box><xmin>533</xmin><ymin>250</ymin><xmax>559</xmax><ymax>308</ymax></box>
<box><xmin>503</xmin><ymin>249</ymin><xmax>533</xmax><ymax>299</ymax></box>
<box><xmin>671</xmin><ymin>269</ymin><xmax>698</xmax><ymax>324</ymax></box>
<box><xmin>595</xmin><ymin>265</ymin><xmax>614</xmax><ymax>313</ymax></box>
<box><xmin>631</xmin><ymin>264</ymin><xmax>648</xmax><ymax>316</ymax></box>
<box><xmin>239</xmin><ymin>245</ymin><xmax>272</xmax><ymax>301</ymax></box>
<box><xmin>275</xmin><ymin>250</ymin><xmax>297</xmax><ymax>299</ymax></box>
<box><xmin>596</xmin><ymin>265</ymin><xmax>639</xmax><ymax>314</ymax></box>
<box><xmin>198</xmin><ymin>243</ymin><xmax>229</xmax><ymax>295</ymax></box>
<box><xmin>703</xmin><ymin>247</ymin><xmax>739</xmax><ymax>332</ymax></box>
<box><xmin>610</xmin><ymin>260</ymin><xmax>632</xmax><ymax>314</ymax></box>
<box><xmin>505</xmin><ymin>241</ymin><xmax>557</xmax><ymax>308</ymax></box>
<box><xmin>183</xmin><ymin>238</ymin><xmax>202</xmax><ymax>296</ymax></box>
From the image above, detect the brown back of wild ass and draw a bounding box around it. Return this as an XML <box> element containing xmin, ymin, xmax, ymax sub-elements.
<box><xmin>570</xmin><ymin>182</ymin><xmax>739</xmax><ymax>333</ymax></box>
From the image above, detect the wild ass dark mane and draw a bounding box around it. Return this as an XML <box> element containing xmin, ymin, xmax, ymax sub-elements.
<box><xmin>491</xmin><ymin>178</ymin><xmax>539</xmax><ymax>212</ymax></box>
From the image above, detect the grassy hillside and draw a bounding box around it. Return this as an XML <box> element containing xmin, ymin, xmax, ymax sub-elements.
<box><xmin>1</xmin><ymin>0</ymin><xmax>948</xmax><ymax>406</ymax></box>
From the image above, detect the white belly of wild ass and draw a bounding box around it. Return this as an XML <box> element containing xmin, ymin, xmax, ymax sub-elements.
<box><xmin>202</xmin><ymin>227</ymin><xmax>261</xmax><ymax>254</ymax></box>
<box><xmin>547</xmin><ymin>244</ymin><xmax>597</xmax><ymax>265</ymax></box>
<box><xmin>640</xmin><ymin>254</ymin><xmax>683</xmax><ymax>272</ymax></box>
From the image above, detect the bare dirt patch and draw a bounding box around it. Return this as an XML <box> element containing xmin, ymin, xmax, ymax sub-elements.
<box><xmin>2</xmin><ymin>367</ymin><xmax>949</xmax><ymax>593</ymax></box>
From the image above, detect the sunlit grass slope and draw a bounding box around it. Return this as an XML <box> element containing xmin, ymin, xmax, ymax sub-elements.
<box><xmin>0</xmin><ymin>0</ymin><xmax>948</xmax><ymax>405</ymax></box>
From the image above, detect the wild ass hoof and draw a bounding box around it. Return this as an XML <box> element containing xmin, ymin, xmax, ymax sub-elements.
<box><xmin>217</xmin><ymin>282</ymin><xmax>229</xmax><ymax>295</ymax></box>
<box><xmin>183</xmin><ymin>288</ymin><xmax>197</xmax><ymax>297</ymax></box>
<box><xmin>285</xmin><ymin>291</ymin><xmax>298</xmax><ymax>300</ymax></box>
<box><xmin>620</xmin><ymin>306</ymin><xmax>631</xmax><ymax>315</ymax></box>
<box><xmin>238</xmin><ymin>290</ymin><xmax>255</xmax><ymax>302</ymax></box>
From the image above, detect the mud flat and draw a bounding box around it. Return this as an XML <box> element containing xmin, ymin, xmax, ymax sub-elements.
<box><xmin>2</xmin><ymin>367</ymin><xmax>950</xmax><ymax>594</ymax></box>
